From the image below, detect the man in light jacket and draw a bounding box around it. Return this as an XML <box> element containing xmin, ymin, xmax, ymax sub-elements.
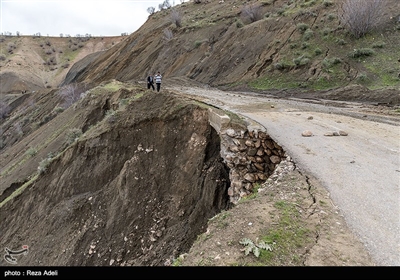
<box><xmin>154</xmin><ymin>72</ymin><xmax>162</xmax><ymax>92</ymax></box>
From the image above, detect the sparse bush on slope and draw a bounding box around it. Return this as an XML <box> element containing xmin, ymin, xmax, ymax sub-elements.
<box><xmin>171</xmin><ymin>9</ymin><xmax>182</xmax><ymax>28</ymax></box>
<box><xmin>241</xmin><ymin>3</ymin><xmax>263</xmax><ymax>23</ymax></box>
<box><xmin>0</xmin><ymin>101</ymin><xmax>10</xmax><ymax>119</ymax></box>
<box><xmin>58</xmin><ymin>83</ymin><xmax>86</xmax><ymax>109</ymax></box>
<box><xmin>337</xmin><ymin>0</ymin><xmax>388</xmax><ymax>38</ymax></box>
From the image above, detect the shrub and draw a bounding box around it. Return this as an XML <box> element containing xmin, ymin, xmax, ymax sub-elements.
<box><xmin>170</xmin><ymin>9</ymin><xmax>182</xmax><ymax>28</ymax></box>
<box><xmin>337</xmin><ymin>0</ymin><xmax>388</xmax><ymax>38</ymax></box>
<box><xmin>296</xmin><ymin>23</ymin><xmax>309</xmax><ymax>33</ymax></box>
<box><xmin>303</xmin><ymin>29</ymin><xmax>314</xmax><ymax>41</ymax></box>
<box><xmin>336</xmin><ymin>38</ymin><xmax>346</xmax><ymax>45</ymax></box>
<box><xmin>372</xmin><ymin>42</ymin><xmax>385</xmax><ymax>48</ymax></box>
<box><xmin>323</xmin><ymin>0</ymin><xmax>334</xmax><ymax>7</ymax></box>
<box><xmin>163</xmin><ymin>28</ymin><xmax>173</xmax><ymax>41</ymax></box>
<box><xmin>241</xmin><ymin>3</ymin><xmax>263</xmax><ymax>23</ymax></box>
<box><xmin>65</xmin><ymin>128</ymin><xmax>82</xmax><ymax>145</ymax></box>
<box><xmin>53</xmin><ymin>106</ymin><xmax>64</xmax><ymax>113</ymax></box>
<box><xmin>0</xmin><ymin>101</ymin><xmax>10</xmax><ymax>119</ymax></box>
<box><xmin>106</xmin><ymin>109</ymin><xmax>117</xmax><ymax>124</ymax></box>
<box><xmin>322</xmin><ymin>57</ymin><xmax>342</xmax><ymax>69</ymax></box>
<box><xmin>349</xmin><ymin>48</ymin><xmax>375</xmax><ymax>58</ymax></box>
<box><xmin>321</xmin><ymin>28</ymin><xmax>332</xmax><ymax>36</ymax></box>
<box><xmin>194</xmin><ymin>40</ymin><xmax>202</xmax><ymax>48</ymax></box>
<box><xmin>39</xmin><ymin>113</ymin><xmax>55</xmax><ymax>125</ymax></box>
<box><xmin>296</xmin><ymin>8</ymin><xmax>317</xmax><ymax>18</ymax></box>
<box><xmin>58</xmin><ymin>83</ymin><xmax>85</xmax><ymax>108</ymax></box>
<box><xmin>38</xmin><ymin>157</ymin><xmax>52</xmax><ymax>174</ymax></box>
<box><xmin>274</xmin><ymin>61</ymin><xmax>291</xmax><ymax>71</ymax></box>
<box><xmin>26</xmin><ymin>147</ymin><xmax>37</xmax><ymax>157</ymax></box>
<box><xmin>327</xmin><ymin>13</ymin><xmax>336</xmax><ymax>21</ymax></box>
<box><xmin>357</xmin><ymin>72</ymin><xmax>369</xmax><ymax>82</ymax></box>
<box><xmin>314</xmin><ymin>48</ymin><xmax>322</xmax><ymax>55</ymax></box>
<box><xmin>293</xmin><ymin>55</ymin><xmax>310</xmax><ymax>66</ymax></box>
<box><xmin>236</xmin><ymin>19</ymin><xmax>244</xmax><ymax>28</ymax></box>
<box><xmin>330</xmin><ymin>57</ymin><xmax>342</xmax><ymax>64</ymax></box>
<box><xmin>301</xmin><ymin>42</ymin><xmax>310</xmax><ymax>49</ymax></box>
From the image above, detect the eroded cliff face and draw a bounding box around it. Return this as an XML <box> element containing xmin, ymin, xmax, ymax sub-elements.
<box><xmin>0</xmin><ymin>81</ymin><xmax>231</xmax><ymax>266</ymax></box>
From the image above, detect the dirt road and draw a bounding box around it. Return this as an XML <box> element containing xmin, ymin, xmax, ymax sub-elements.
<box><xmin>168</xmin><ymin>84</ymin><xmax>400</xmax><ymax>266</ymax></box>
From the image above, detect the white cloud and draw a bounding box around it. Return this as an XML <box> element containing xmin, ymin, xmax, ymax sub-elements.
<box><xmin>1</xmin><ymin>0</ymin><xmax>170</xmax><ymax>37</ymax></box>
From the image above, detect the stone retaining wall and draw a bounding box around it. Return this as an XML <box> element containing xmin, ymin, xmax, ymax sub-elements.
<box><xmin>208</xmin><ymin>108</ymin><xmax>286</xmax><ymax>204</ymax></box>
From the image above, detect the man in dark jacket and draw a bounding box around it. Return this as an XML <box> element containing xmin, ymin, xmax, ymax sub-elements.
<box><xmin>147</xmin><ymin>73</ymin><xmax>155</xmax><ymax>90</ymax></box>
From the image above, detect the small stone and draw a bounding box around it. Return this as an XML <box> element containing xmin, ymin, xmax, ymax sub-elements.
<box><xmin>244</xmin><ymin>173</ymin><xmax>256</xmax><ymax>182</ymax></box>
<box><xmin>339</xmin><ymin>130</ymin><xmax>348</xmax><ymax>136</ymax></box>
<box><xmin>226</xmin><ymin>129</ymin><xmax>236</xmax><ymax>137</ymax></box>
<box><xmin>270</xmin><ymin>155</ymin><xmax>281</xmax><ymax>164</ymax></box>
<box><xmin>302</xmin><ymin>130</ymin><xmax>313</xmax><ymax>137</ymax></box>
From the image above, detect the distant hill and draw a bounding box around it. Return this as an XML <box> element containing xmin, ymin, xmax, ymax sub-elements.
<box><xmin>0</xmin><ymin>35</ymin><xmax>126</xmax><ymax>93</ymax></box>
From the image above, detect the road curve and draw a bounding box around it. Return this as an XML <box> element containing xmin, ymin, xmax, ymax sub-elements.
<box><xmin>169</xmin><ymin>85</ymin><xmax>400</xmax><ymax>266</ymax></box>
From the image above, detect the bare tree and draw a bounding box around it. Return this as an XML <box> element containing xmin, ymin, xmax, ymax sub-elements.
<box><xmin>147</xmin><ymin>6</ymin><xmax>155</xmax><ymax>15</ymax></box>
<box><xmin>159</xmin><ymin>0</ymin><xmax>171</xmax><ymax>10</ymax></box>
<box><xmin>163</xmin><ymin>0</ymin><xmax>172</xmax><ymax>9</ymax></box>
<box><xmin>337</xmin><ymin>0</ymin><xmax>387</xmax><ymax>38</ymax></box>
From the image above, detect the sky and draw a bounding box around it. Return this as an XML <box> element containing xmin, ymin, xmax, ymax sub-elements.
<box><xmin>0</xmin><ymin>0</ymin><xmax>180</xmax><ymax>37</ymax></box>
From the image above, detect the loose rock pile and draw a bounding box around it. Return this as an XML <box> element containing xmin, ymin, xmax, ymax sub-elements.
<box><xmin>220</xmin><ymin>128</ymin><xmax>286</xmax><ymax>203</ymax></box>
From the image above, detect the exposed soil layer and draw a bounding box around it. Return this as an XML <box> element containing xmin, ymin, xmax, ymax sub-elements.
<box><xmin>0</xmin><ymin>85</ymin><xmax>232</xmax><ymax>266</ymax></box>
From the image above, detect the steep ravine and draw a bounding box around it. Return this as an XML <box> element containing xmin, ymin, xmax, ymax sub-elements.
<box><xmin>1</xmin><ymin>85</ymin><xmax>234</xmax><ymax>266</ymax></box>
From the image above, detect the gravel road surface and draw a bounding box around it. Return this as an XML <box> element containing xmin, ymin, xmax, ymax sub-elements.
<box><xmin>169</xmin><ymin>85</ymin><xmax>400</xmax><ymax>266</ymax></box>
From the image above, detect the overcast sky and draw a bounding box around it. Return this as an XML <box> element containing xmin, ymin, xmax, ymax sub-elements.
<box><xmin>1</xmin><ymin>0</ymin><xmax>179</xmax><ymax>37</ymax></box>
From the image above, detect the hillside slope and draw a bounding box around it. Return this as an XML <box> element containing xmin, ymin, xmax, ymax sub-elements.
<box><xmin>63</xmin><ymin>0</ymin><xmax>399</xmax><ymax>95</ymax></box>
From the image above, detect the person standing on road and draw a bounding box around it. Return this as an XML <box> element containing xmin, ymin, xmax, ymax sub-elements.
<box><xmin>154</xmin><ymin>71</ymin><xmax>162</xmax><ymax>92</ymax></box>
<box><xmin>147</xmin><ymin>73</ymin><xmax>155</xmax><ymax>90</ymax></box>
